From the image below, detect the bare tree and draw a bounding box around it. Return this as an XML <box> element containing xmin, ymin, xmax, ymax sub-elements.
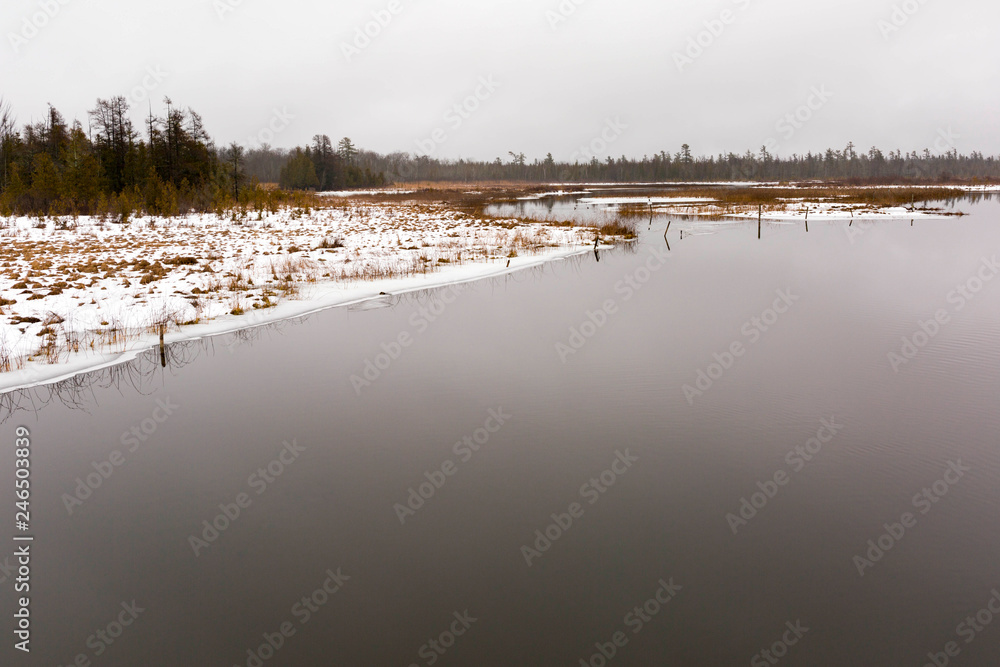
<box><xmin>88</xmin><ymin>96</ymin><xmax>135</xmax><ymax>192</ymax></box>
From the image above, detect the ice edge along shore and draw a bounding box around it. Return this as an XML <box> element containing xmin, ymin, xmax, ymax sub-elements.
<box><xmin>0</xmin><ymin>244</ymin><xmax>594</xmax><ymax>394</ymax></box>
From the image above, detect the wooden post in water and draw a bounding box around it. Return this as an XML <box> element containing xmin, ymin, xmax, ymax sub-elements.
<box><xmin>159</xmin><ymin>325</ymin><xmax>166</xmax><ymax>368</ymax></box>
<box><xmin>758</xmin><ymin>205</ymin><xmax>762</xmax><ymax>240</ymax></box>
<box><xmin>805</xmin><ymin>207</ymin><xmax>809</xmax><ymax>233</ymax></box>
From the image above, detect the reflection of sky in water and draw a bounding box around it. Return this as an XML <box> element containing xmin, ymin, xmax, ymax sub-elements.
<box><xmin>4</xmin><ymin>199</ymin><xmax>1000</xmax><ymax>665</ymax></box>
<box><xmin>488</xmin><ymin>188</ymin><xmax>993</xmax><ymax>227</ymax></box>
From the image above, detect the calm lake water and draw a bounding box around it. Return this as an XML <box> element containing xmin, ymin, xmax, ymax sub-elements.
<box><xmin>3</xmin><ymin>191</ymin><xmax>1000</xmax><ymax>666</ymax></box>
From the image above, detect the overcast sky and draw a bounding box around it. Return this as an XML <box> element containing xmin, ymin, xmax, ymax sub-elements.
<box><xmin>3</xmin><ymin>0</ymin><xmax>998</xmax><ymax>161</ymax></box>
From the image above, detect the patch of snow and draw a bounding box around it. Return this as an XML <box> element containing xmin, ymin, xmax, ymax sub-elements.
<box><xmin>0</xmin><ymin>203</ymin><xmax>597</xmax><ymax>391</ymax></box>
<box><xmin>577</xmin><ymin>197</ymin><xmax>717</xmax><ymax>206</ymax></box>
<box><xmin>318</xmin><ymin>189</ymin><xmax>416</xmax><ymax>197</ymax></box>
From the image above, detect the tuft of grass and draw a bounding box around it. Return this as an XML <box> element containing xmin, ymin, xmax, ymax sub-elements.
<box><xmin>598</xmin><ymin>219</ymin><xmax>637</xmax><ymax>239</ymax></box>
<box><xmin>317</xmin><ymin>236</ymin><xmax>345</xmax><ymax>250</ymax></box>
<box><xmin>0</xmin><ymin>339</ymin><xmax>10</xmax><ymax>374</ymax></box>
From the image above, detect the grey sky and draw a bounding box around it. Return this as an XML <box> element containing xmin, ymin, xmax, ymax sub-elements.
<box><xmin>3</xmin><ymin>0</ymin><xmax>998</xmax><ymax>161</ymax></box>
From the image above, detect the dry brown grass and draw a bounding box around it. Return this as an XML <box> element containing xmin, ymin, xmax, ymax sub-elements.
<box><xmin>1</xmin><ymin>188</ymin><xmax>632</xmax><ymax>375</ymax></box>
<box><xmin>599</xmin><ymin>220</ymin><xmax>638</xmax><ymax>239</ymax></box>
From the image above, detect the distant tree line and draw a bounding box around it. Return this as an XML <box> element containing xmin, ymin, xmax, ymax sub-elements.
<box><xmin>274</xmin><ymin>136</ymin><xmax>384</xmax><ymax>190</ymax></box>
<box><xmin>346</xmin><ymin>142</ymin><xmax>1000</xmax><ymax>185</ymax></box>
<box><xmin>0</xmin><ymin>96</ymin><xmax>385</xmax><ymax>218</ymax></box>
<box><xmin>242</xmin><ymin>137</ymin><xmax>385</xmax><ymax>190</ymax></box>
<box><xmin>2</xmin><ymin>93</ymin><xmax>997</xmax><ymax>221</ymax></box>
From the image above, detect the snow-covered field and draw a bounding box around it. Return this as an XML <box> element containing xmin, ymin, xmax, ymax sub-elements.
<box><xmin>626</xmin><ymin>199</ymin><xmax>962</xmax><ymax>220</ymax></box>
<box><xmin>721</xmin><ymin>201</ymin><xmax>959</xmax><ymax>220</ymax></box>
<box><xmin>0</xmin><ymin>201</ymin><xmax>598</xmax><ymax>390</ymax></box>
<box><xmin>578</xmin><ymin>196</ymin><xmax>718</xmax><ymax>206</ymax></box>
<box><xmin>319</xmin><ymin>189</ymin><xmax>417</xmax><ymax>197</ymax></box>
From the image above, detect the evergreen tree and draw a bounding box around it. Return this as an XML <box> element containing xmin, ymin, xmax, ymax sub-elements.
<box><xmin>312</xmin><ymin>135</ymin><xmax>342</xmax><ymax>190</ymax></box>
<box><xmin>63</xmin><ymin>122</ymin><xmax>103</xmax><ymax>206</ymax></box>
<box><xmin>0</xmin><ymin>97</ymin><xmax>16</xmax><ymax>190</ymax></box>
<box><xmin>279</xmin><ymin>148</ymin><xmax>319</xmax><ymax>190</ymax></box>
<box><xmin>337</xmin><ymin>137</ymin><xmax>358</xmax><ymax>164</ymax></box>
<box><xmin>30</xmin><ymin>152</ymin><xmax>61</xmax><ymax>209</ymax></box>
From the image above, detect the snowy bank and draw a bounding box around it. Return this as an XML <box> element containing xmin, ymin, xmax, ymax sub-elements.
<box><xmin>0</xmin><ymin>201</ymin><xmax>600</xmax><ymax>391</ymax></box>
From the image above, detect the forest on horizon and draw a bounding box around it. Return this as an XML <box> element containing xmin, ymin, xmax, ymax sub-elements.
<box><xmin>2</xmin><ymin>95</ymin><xmax>999</xmax><ymax>219</ymax></box>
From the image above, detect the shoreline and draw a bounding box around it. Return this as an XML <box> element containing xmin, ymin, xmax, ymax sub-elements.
<box><xmin>0</xmin><ymin>197</ymin><xmax>606</xmax><ymax>391</ymax></box>
<box><xmin>0</xmin><ymin>244</ymin><xmax>596</xmax><ymax>394</ymax></box>
<box><xmin>3</xmin><ymin>182</ymin><xmax>992</xmax><ymax>393</ymax></box>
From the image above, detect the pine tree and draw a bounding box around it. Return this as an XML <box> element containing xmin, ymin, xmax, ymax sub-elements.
<box><xmin>30</xmin><ymin>152</ymin><xmax>61</xmax><ymax>208</ymax></box>
<box><xmin>63</xmin><ymin>122</ymin><xmax>103</xmax><ymax>206</ymax></box>
<box><xmin>337</xmin><ymin>137</ymin><xmax>358</xmax><ymax>164</ymax></box>
<box><xmin>279</xmin><ymin>148</ymin><xmax>319</xmax><ymax>190</ymax></box>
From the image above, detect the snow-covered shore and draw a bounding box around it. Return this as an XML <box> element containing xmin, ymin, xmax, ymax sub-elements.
<box><xmin>0</xmin><ymin>201</ymin><xmax>599</xmax><ymax>391</ymax></box>
<box><xmin>722</xmin><ymin>201</ymin><xmax>960</xmax><ymax>220</ymax></box>
<box><xmin>633</xmin><ymin>200</ymin><xmax>963</xmax><ymax>220</ymax></box>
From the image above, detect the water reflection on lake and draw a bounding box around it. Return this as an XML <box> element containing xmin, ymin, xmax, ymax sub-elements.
<box><xmin>3</xmin><ymin>193</ymin><xmax>1000</xmax><ymax>665</ymax></box>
